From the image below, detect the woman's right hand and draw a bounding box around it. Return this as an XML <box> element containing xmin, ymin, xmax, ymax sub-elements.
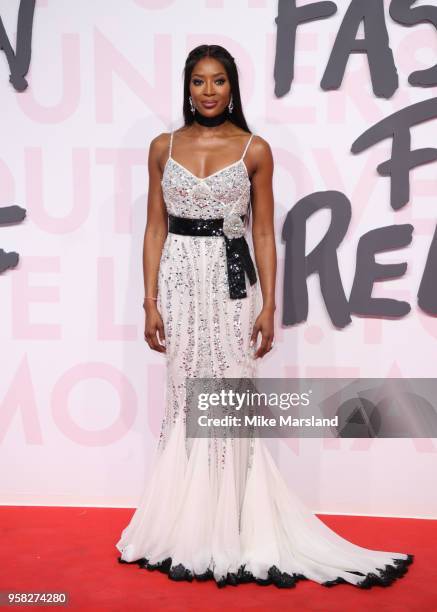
<box><xmin>144</xmin><ymin>303</ymin><xmax>166</xmax><ymax>353</ymax></box>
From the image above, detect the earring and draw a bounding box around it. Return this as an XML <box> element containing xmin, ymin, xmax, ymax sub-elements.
<box><xmin>189</xmin><ymin>96</ymin><xmax>195</xmax><ymax>114</ymax></box>
<box><xmin>228</xmin><ymin>94</ymin><xmax>233</xmax><ymax>114</ymax></box>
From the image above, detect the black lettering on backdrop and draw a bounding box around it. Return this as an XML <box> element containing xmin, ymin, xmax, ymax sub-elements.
<box><xmin>282</xmin><ymin>191</ymin><xmax>352</xmax><ymax>329</ymax></box>
<box><xmin>281</xmin><ymin>95</ymin><xmax>437</xmax><ymax>327</ymax></box>
<box><xmin>274</xmin><ymin>0</ymin><xmax>337</xmax><ymax>97</ymax></box>
<box><xmin>351</xmin><ymin>97</ymin><xmax>437</xmax><ymax>211</ymax></box>
<box><xmin>282</xmin><ymin>195</ymin><xmax>423</xmax><ymax>328</ymax></box>
<box><xmin>418</xmin><ymin>226</ymin><xmax>437</xmax><ymax>314</ymax></box>
<box><xmin>390</xmin><ymin>0</ymin><xmax>437</xmax><ymax>88</ymax></box>
<box><xmin>349</xmin><ymin>224</ymin><xmax>413</xmax><ymax>318</ymax></box>
<box><xmin>0</xmin><ymin>1</ymin><xmax>32</xmax><ymax>276</ymax></box>
<box><xmin>0</xmin><ymin>205</ymin><xmax>26</xmax><ymax>273</ymax></box>
<box><xmin>321</xmin><ymin>0</ymin><xmax>398</xmax><ymax>98</ymax></box>
<box><xmin>274</xmin><ymin>0</ymin><xmax>437</xmax><ymax>97</ymax></box>
<box><xmin>0</xmin><ymin>0</ymin><xmax>36</xmax><ymax>91</ymax></box>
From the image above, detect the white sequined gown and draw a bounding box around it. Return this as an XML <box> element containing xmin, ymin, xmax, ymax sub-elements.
<box><xmin>116</xmin><ymin>131</ymin><xmax>413</xmax><ymax>588</ymax></box>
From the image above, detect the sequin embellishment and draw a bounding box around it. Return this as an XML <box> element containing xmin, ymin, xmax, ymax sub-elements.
<box><xmin>156</xmin><ymin>133</ymin><xmax>260</xmax><ymax>455</ymax></box>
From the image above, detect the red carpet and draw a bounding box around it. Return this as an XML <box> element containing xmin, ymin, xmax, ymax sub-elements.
<box><xmin>0</xmin><ymin>506</ymin><xmax>433</xmax><ymax>611</ymax></box>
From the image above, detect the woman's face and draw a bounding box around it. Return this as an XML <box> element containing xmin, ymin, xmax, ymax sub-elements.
<box><xmin>189</xmin><ymin>57</ymin><xmax>231</xmax><ymax>116</ymax></box>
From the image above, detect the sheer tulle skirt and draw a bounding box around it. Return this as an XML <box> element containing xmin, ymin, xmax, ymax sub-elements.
<box><xmin>116</xmin><ymin>413</ymin><xmax>413</xmax><ymax>587</ymax></box>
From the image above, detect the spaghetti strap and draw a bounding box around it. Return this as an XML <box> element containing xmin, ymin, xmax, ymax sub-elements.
<box><xmin>241</xmin><ymin>133</ymin><xmax>255</xmax><ymax>160</ymax></box>
<box><xmin>168</xmin><ymin>131</ymin><xmax>174</xmax><ymax>159</ymax></box>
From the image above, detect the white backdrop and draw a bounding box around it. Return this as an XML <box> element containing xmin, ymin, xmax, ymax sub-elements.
<box><xmin>0</xmin><ymin>0</ymin><xmax>436</xmax><ymax>519</ymax></box>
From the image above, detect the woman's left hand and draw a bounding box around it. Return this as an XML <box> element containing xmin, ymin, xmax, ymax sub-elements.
<box><xmin>250</xmin><ymin>307</ymin><xmax>275</xmax><ymax>359</ymax></box>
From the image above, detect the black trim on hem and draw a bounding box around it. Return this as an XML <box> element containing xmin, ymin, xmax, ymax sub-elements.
<box><xmin>117</xmin><ymin>553</ymin><xmax>414</xmax><ymax>589</ymax></box>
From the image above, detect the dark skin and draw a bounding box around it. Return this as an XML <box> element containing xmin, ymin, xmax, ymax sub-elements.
<box><xmin>143</xmin><ymin>56</ymin><xmax>276</xmax><ymax>359</ymax></box>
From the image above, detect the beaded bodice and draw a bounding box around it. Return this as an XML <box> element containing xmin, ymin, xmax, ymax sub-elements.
<box><xmin>161</xmin><ymin>131</ymin><xmax>254</xmax><ymax>219</ymax></box>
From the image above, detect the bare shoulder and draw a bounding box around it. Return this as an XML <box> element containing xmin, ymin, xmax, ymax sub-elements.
<box><xmin>251</xmin><ymin>134</ymin><xmax>272</xmax><ymax>158</ymax></box>
<box><xmin>148</xmin><ymin>132</ymin><xmax>173</xmax><ymax>172</ymax></box>
<box><xmin>249</xmin><ymin>134</ymin><xmax>273</xmax><ymax>174</ymax></box>
<box><xmin>149</xmin><ymin>131</ymin><xmax>171</xmax><ymax>154</ymax></box>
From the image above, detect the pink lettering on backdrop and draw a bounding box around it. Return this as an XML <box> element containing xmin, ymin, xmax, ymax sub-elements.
<box><xmin>0</xmin><ymin>356</ymin><xmax>42</xmax><ymax>444</ymax></box>
<box><xmin>307</xmin><ymin>365</ymin><xmax>360</xmax><ymax>378</ymax></box>
<box><xmin>304</xmin><ymin>325</ymin><xmax>323</xmax><ymax>344</ymax></box>
<box><xmin>266</xmin><ymin>33</ymin><xmax>317</xmax><ymax>124</ymax></box>
<box><xmin>363</xmin><ymin>318</ymin><xmax>383</xmax><ymax>345</ymax></box>
<box><xmin>343</xmin><ymin>78</ymin><xmax>412</xmax><ymax>124</ymax></box>
<box><xmin>394</xmin><ymin>175</ymin><xmax>437</xmax><ymax>237</ymax></box>
<box><xmin>25</xmin><ymin>148</ymin><xmax>91</xmax><ymax>233</ymax></box>
<box><xmin>326</xmin><ymin>65</ymin><xmax>387</xmax><ymax>125</ymax></box>
<box><xmin>205</xmin><ymin>0</ymin><xmax>226</xmax><ymax>7</ymax></box>
<box><xmin>275</xmin><ymin>148</ymin><xmax>312</xmax><ymax>200</ymax></box>
<box><xmin>94</xmin><ymin>30</ymin><xmax>171</xmax><ymax>124</ymax></box>
<box><xmin>417</xmin><ymin>306</ymin><xmax>437</xmax><ymax>342</ymax></box>
<box><xmin>283</xmin><ymin>365</ymin><xmax>299</xmax><ymax>378</ymax></box>
<box><xmin>17</xmin><ymin>34</ymin><xmax>80</xmax><ymax>123</ymax></box>
<box><xmin>273</xmin><ymin>256</ymin><xmax>285</xmax><ymax>344</ymax></box>
<box><xmin>12</xmin><ymin>256</ymin><xmax>61</xmax><ymax>340</ymax></box>
<box><xmin>0</xmin><ymin>158</ymin><xmax>15</xmax><ymax>199</ymax></box>
<box><xmin>205</xmin><ymin>0</ymin><xmax>267</xmax><ymax>8</ymax></box>
<box><xmin>312</xmin><ymin>148</ymin><xmax>390</xmax><ymax>237</ymax></box>
<box><xmin>51</xmin><ymin>362</ymin><xmax>137</xmax><ymax>445</ymax></box>
<box><xmin>397</xmin><ymin>28</ymin><xmax>437</xmax><ymax>83</ymax></box>
<box><xmin>97</xmin><ymin>257</ymin><xmax>137</xmax><ymax>341</ymax></box>
<box><xmin>95</xmin><ymin>148</ymin><xmax>146</xmax><ymax>234</ymax></box>
<box><xmin>134</xmin><ymin>0</ymin><xmax>176</xmax><ymax>8</ymax></box>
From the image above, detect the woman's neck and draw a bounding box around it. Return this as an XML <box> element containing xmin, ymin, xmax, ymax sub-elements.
<box><xmin>193</xmin><ymin>107</ymin><xmax>229</xmax><ymax>128</ymax></box>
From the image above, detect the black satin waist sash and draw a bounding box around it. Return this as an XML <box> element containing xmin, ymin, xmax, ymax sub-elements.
<box><xmin>167</xmin><ymin>214</ymin><xmax>257</xmax><ymax>300</ymax></box>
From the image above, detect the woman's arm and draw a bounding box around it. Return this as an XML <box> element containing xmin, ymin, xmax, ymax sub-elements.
<box><xmin>249</xmin><ymin>135</ymin><xmax>277</xmax><ymax>358</ymax></box>
<box><xmin>142</xmin><ymin>134</ymin><xmax>169</xmax><ymax>353</ymax></box>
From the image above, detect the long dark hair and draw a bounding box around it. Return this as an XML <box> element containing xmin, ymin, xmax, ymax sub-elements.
<box><xmin>181</xmin><ymin>45</ymin><xmax>253</xmax><ymax>226</ymax></box>
<box><xmin>182</xmin><ymin>45</ymin><xmax>251</xmax><ymax>133</ymax></box>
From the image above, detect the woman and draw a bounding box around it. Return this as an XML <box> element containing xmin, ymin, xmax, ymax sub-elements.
<box><xmin>116</xmin><ymin>44</ymin><xmax>413</xmax><ymax>588</ymax></box>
